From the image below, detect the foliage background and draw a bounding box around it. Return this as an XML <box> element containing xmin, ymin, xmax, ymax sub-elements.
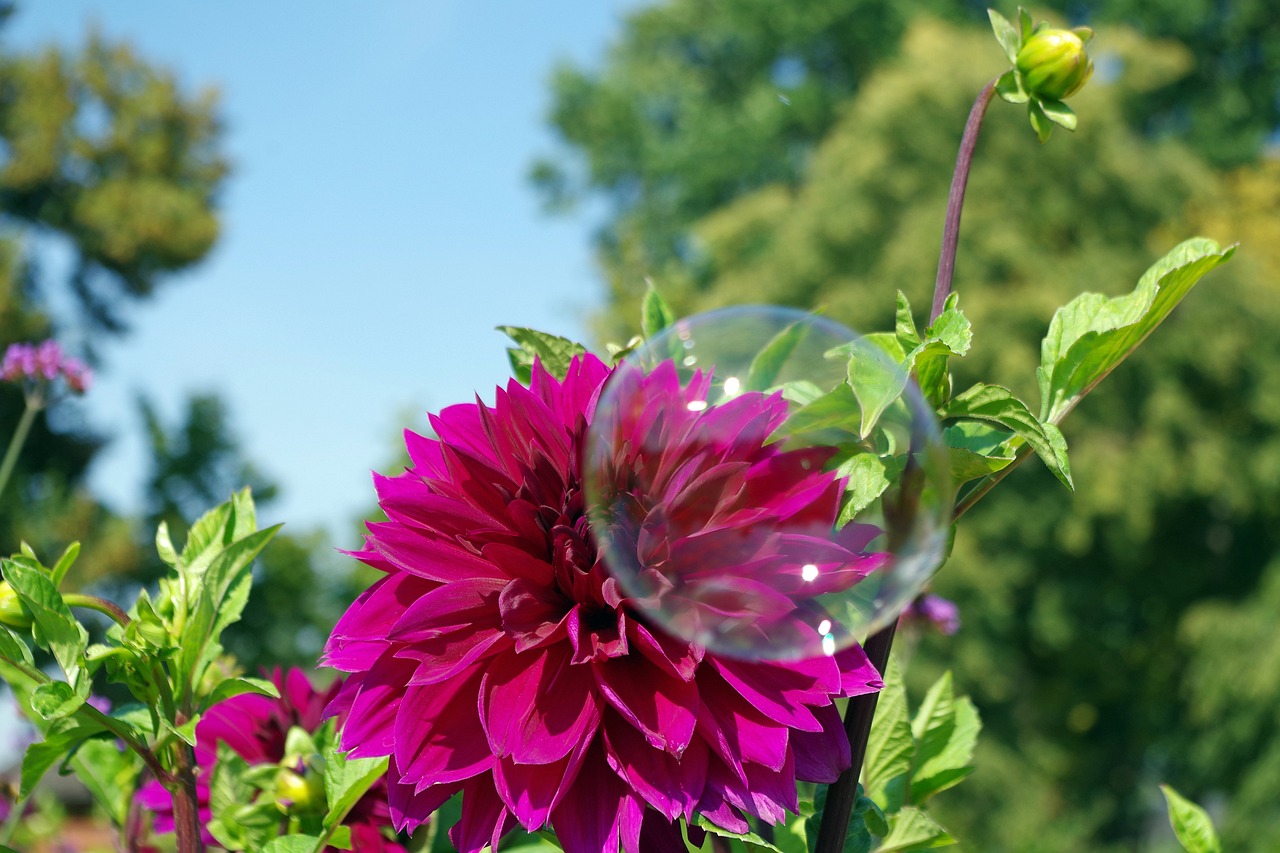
<box><xmin>534</xmin><ymin>1</ymin><xmax>1280</xmax><ymax>850</ymax></box>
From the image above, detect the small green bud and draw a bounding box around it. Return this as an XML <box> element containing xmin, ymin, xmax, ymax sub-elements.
<box><xmin>0</xmin><ymin>580</ymin><xmax>33</xmax><ymax>629</ymax></box>
<box><xmin>273</xmin><ymin>765</ymin><xmax>325</xmax><ymax>814</ymax></box>
<box><xmin>1016</xmin><ymin>28</ymin><xmax>1094</xmax><ymax>101</ymax></box>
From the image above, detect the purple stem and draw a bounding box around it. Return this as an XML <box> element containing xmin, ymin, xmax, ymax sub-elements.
<box><xmin>814</xmin><ymin>77</ymin><xmax>999</xmax><ymax>852</ymax></box>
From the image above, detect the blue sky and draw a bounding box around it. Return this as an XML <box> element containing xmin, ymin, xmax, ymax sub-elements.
<box><xmin>6</xmin><ymin>1</ymin><xmax>643</xmax><ymax>544</ymax></box>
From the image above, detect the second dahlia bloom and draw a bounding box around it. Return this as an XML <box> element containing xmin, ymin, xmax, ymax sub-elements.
<box><xmin>325</xmin><ymin>354</ymin><xmax>885</xmax><ymax>853</ymax></box>
<box><xmin>137</xmin><ymin>667</ymin><xmax>404</xmax><ymax>851</ymax></box>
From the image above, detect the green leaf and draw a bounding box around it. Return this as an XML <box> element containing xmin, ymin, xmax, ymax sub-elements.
<box><xmin>805</xmin><ymin>784</ymin><xmax>877</xmax><ymax>853</ymax></box>
<box><xmin>49</xmin><ymin>541</ymin><xmax>80</xmax><ymax>589</ymax></box>
<box><xmin>987</xmin><ymin>9</ymin><xmax>1021</xmax><ymax>62</ymax></box>
<box><xmin>3</xmin><ymin>559</ymin><xmax>89</xmax><ymax>681</ymax></box>
<box><xmin>155</xmin><ymin>521</ymin><xmax>179</xmax><ymax>568</ymax></box>
<box><xmin>72</xmin><ymin>736</ymin><xmax>143</xmax><ymax>826</ymax></box>
<box><xmin>1028</xmin><ymin>99</ymin><xmax>1053</xmax><ymax>143</ymax></box>
<box><xmin>841</xmin><ymin>334</ymin><xmax>908</xmax><ymax>437</ymax></box>
<box><xmin>695</xmin><ymin>812</ymin><xmax>784</xmax><ymax>852</ymax></box>
<box><xmin>30</xmin><ymin>678</ymin><xmax>89</xmax><ymax>720</ymax></box>
<box><xmin>497</xmin><ymin>325</ymin><xmax>588</xmax><ymax>381</ymax></box>
<box><xmin>946</xmin><ymin>384</ymin><xmax>1072</xmax><ymax>489</ymax></box>
<box><xmin>641</xmin><ymin>282</ymin><xmax>676</xmax><ymax>339</ymax></box>
<box><xmin>995</xmin><ymin>69</ymin><xmax>1029</xmax><ymax>104</ymax></box>
<box><xmin>1039</xmin><ymin>239</ymin><xmax>1234</xmax><ymax>423</ymax></box>
<box><xmin>877</xmin><ymin>807</ymin><xmax>955</xmax><ymax>851</ymax></box>
<box><xmin>261</xmin><ymin>836</ymin><xmax>325</xmax><ymax>853</ymax></box>
<box><xmin>864</xmin><ymin>657</ymin><xmax>912</xmax><ymax>812</ymax></box>
<box><xmin>745</xmin><ymin>317</ymin><xmax>815</xmax><ymax>392</ymax></box>
<box><xmin>20</xmin><ymin>722</ymin><xmax>108</xmax><ymax>798</ymax></box>
<box><xmin>777</xmin><ymin>382</ymin><xmax>863</xmax><ymax>439</ymax></box>
<box><xmin>327</xmin><ymin>826</ymin><xmax>353</xmax><ymax>850</ymax></box>
<box><xmin>322</xmin><ymin>746</ymin><xmax>390</xmax><ymax>831</ymax></box>
<box><xmin>836</xmin><ymin>453</ymin><xmax>900</xmax><ymax>525</ymax></box>
<box><xmin>0</xmin><ymin>624</ymin><xmax>34</xmax><ymax>669</ymax></box>
<box><xmin>910</xmin><ymin>673</ymin><xmax>981</xmax><ymax>803</ymax></box>
<box><xmin>207</xmin><ymin>675</ymin><xmax>280</xmax><ymax>708</ymax></box>
<box><xmin>1160</xmin><ymin>785</ymin><xmax>1222</xmax><ymax>853</ymax></box>
<box><xmin>1040</xmin><ymin>98</ymin><xmax>1077</xmax><ymax>130</ymax></box>
<box><xmin>1018</xmin><ymin>7</ymin><xmax>1034</xmax><ymax>41</ymax></box>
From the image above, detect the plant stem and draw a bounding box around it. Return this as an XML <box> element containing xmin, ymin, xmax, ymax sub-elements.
<box><xmin>930</xmin><ymin>78</ymin><xmax>998</xmax><ymax>323</ymax></box>
<box><xmin>813</xmin><ymin>624</ymin><xmax>897</xmax><ymax>853</ymax></box>
<box><xmin>170</xmin><ymin>737</ymin><xmax>205</xmax><ymax>853</ymax></box>
<box><xmin>0</xmin><ymin>398</ymin><xmax>40</xmax><ymax>500</ymax></box>
<box><xmin>815</xmin><ymin>77</ymin><xmax>999</xmax><ymax>853</ymax></box>
<box><xmin>63</xmin><ymin>593</ymin><xmax>132</xmax><ymax>627</ymax></box>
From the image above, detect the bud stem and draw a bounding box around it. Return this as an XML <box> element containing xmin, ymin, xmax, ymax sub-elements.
<box><xmin>930</xmin><ymin>78</ymin><xmax>998</xmax><ymax>323</ymax></box>
<box><xmin>0</xmin><ymin>398</ymin><xmax>40</xmax><ymax>500</ymax></box>
<box><xmin>63</xmin><ymin>593</ymin><xmax>132</xmax><ymax>627</ymax></box>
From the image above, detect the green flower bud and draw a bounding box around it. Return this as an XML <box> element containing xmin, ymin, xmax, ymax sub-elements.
<box><xmin>273</xmin><ymin>765</ymin><xmax>325</xmax><ymax>814</ymax></box>
<box><xmin>0</xmin><ymin>580</ymin><xmax>33</xmax><ymax>629</ymax></box>
<box><xmin>1016</xmin><ymin>28</ymin><xmax>1094</xmax><ymax>101</ymax></box>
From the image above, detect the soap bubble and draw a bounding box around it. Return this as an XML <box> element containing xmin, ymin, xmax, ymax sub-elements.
<box><xmin>583</xmin><ymin>306</ymin><xmax>952</xmax><ymax>661</ymax></box>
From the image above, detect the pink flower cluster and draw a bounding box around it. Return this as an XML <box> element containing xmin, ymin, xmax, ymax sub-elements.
<box><xmin>1</xmin><ymin>340</ymin><xmax>91</xmax><ymax>394</ymax></box>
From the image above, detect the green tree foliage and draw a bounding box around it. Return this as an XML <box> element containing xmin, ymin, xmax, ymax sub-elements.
<box><xmin>538</xmin><ymin>4</ymin><xmax>1280</xmax><ymax>850</ymax></box>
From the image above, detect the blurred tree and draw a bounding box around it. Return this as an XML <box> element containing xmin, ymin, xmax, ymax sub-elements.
<box><xmin>538</xmin><ymin>3</ymin><xmax>1280</xmax><ymax>850</ymax></box>
<box><xmin>0</xmin><ymin>7</ymin><xmax>228</xmax><ymax>575</ymax></box>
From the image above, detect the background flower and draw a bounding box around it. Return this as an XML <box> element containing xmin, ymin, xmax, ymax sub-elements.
<box><xmin>137</xmin><ymin>667</ymin><xmax>402</xmax><ymax>851</ymax></box>
<box><xmin>325</xmin><ymin>355</ymin><xmax>885</xmax><ymax>853</ymax></box>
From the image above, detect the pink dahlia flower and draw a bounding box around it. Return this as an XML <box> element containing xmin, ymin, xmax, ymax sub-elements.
<box><xmin>138</xmin><ymin>667</ymin><xmax>404</xmax><ymax>851</ymax></box>
<box><xmin>325</xmin><ymin>355</ymin><xmax>885</xmax><ymax>853</ymax></box>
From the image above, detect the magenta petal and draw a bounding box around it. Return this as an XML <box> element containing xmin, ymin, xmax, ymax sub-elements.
<box><xmin>324</xmin><ymin>574</ymin><xmax>430</xmax><ymax>670</ymax></box>
<box><xmin>494</xmin><ymin>734</ymin><xmax>591</xmax><ymax>831</ymax></box>
<box><xmin>398</xmin><ymin>628</ymin><xmax>506</xmax><ymax>686</ymax></box>
<box><xmin>480</xmin><ymin>645</ymin><xmax>601</xmax><ymax>764</ymax></box>
<box><xmin>449</xmin><ymin>775</ymin><xmax>516</xmax><ymax>853</ymax></box>
<box><xmin>499</xmin><ymin>576</ymin><xmax>570</xmax><ymax>651</ymax></box>
<box><xmin>603</xmin><ymin>709</ymin><xmax>708</xmax><ymax>822</ymax></box>
<box><xmin>791</xmin><ymin>703</ymin><xmax>851</xmax><ymax>783</ymax></box>
<box><xmin>369</xmin><ymin>522</ymin><xmax>506</xmax><ymax>581</ymax></box>
<box><xmin>592</xmin><ymin>654</ymin><xmax>698</xmax><ymax>756</ymax></box>
<box><xmin>549</xmin><ymin>742</ymin><xmax>625</xmax><ymax>853</ymax></box>
<box><xmin>386</xmin><ymin>755</ymin><xmax>459</xmax><ymax>833</ymax></box>
<box><xmin>704</xmin><ymin>746</ymin><xmax>798</xmax><ymax>825</ymax></box>
<box><xmin>394</xmin><ymin>670</ymin><xmax>493</xmax><ymax>787</ymax></box>
<box><xmin>696</xmin><ymin>668</ymin><xmax>790</xmax><ymax>776</ymax></box>
<box><xmin>627</xmin><ymin>620</ymin><xmax>702</xmax><ymax>682</ymax></box>
<box><xmin>389</xmin><ymin>577</ymin><xmax>506</xmax><ymax>641</ymax></box>
<box><xmin>635</xmin><ymin>809</ymin><xmax>698</xmax><ymax>853</ymax></box>
<box><xmin>711</xmin><ymin>657</ymin><xmax>826</xmax><ymax>732</ymax></box>
<box><xmin>834</xmin><ymin>643</ymin><xmax>884</xmax><ymax>697</ymax></box>
<box><xmin>342</xmin><ymin>652</ymin><xmax>418</xmax><ymax>758</ymax></box>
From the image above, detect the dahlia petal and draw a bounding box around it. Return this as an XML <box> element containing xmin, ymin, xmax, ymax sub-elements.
<box><xmin>403</xmin><ymin>429</ymin><xmax>447</xmax><ymax>478</ymax></box>
<box><xmin>449</xmin><ymin>775</ymin><xmax>515</xmax><ymax>853</ymax></box>
<box><xmin>603</xmin><ymin>708</ymin><xmax>708</xmax><ymax>822</ymax></box>
<box><xmin>482</xmin><ymin>541</ymin><xmax>555</xmax><ymax>584</ymax></box>
<box><xmin>696</xmin><ymin>669</ymin><xmax>790</xmax><ymax>776</ymax></box>
<box><xmin>199</xmin><ymin>693</ymin><xmax>277</xmax><ymax>764</ymax></box>
<box><xmin>342</xmin><ymin>652</ymin><xmax>418</xmax><ymax>758</ymax></box>
<box><xmin>635</xmin><ymin>809</ymin><xmax>699</xmax><ymax>853</ymax></box>
<box><xmin>397</xmin><ymin>628</ymin><xmax>506</xmax><ymax>686</ymax></box>
<box><xmin>386</xmin><ymin>755</ymin><xmax>460</xmax><ymax>833</ymax></box>
<box><xmin>369</xmin><ymin>522</ymin><xmax>505</xmax><ymax>581</ymax></box>
<box><xmin>499</xmin><ymin>576</ymin><xmax>570</xmax><ymax>652</ymax></box>
<box><xmin>694</xmin><ymin>798</ymin><xmax>750</xmax><ymax>835</ymax></box>
<box><xmin>567</xmin><ymin>604</ymin><xmax>627</xmax><ymax>664</ymax></box>
<box><xmin>549</xmin><ymin>741</ymin><xmax>625</xmax><ymax>853</ymax></box>
<box><xmin>833</xmin><ymin>642</ymin><xmax>885</xmax><ymax>697</ymax></box>
<box><xmin>388</xmin><ymin>577</ymin><xmax>506</xmax><ymax>641</ymax></box>
<box><xmin>627</xmin><ymin>620</ymin><xmax>702</xmax><ymax>682</ymax></box>
<box><xmin>395</xmin><ymin>670</ymin><xmax>493</xmax><ymax>787</ymax></box>
<box><xmin>704</xmin><ymin>746</ymin><xmax>798</xmax><ymax>826</ymax></box>
<box><xmin>593</xmin><ymin>654</ymin><xmax>698</xmax><ymax>756</ymax></box>
<box><xmin>494</xmin><ymin>733</ymin><xmax>592</xmax><ymax>831</ymax></box>
<box><xmin>480</xmin><ymin>644</ymin><xmax>601</xmax><ymax>764</ymax></box>
<box><xmin>324</xmin><ymin>671</ymin><xmax>362</xmax><ymax>722</ymax></box>
<box><xmin>791</xmin><ymin>702</ymin><xmax>851</xmax><ymax>783</ymax></box>
<box><xmin>711</xmin><ymin>657</ymin><xmax>826</xmax><ymax>732</ymax></box>
<box><xmin>429</xmin><ymin>403</ymin><xmax>499</xmax><ymax>463</ymax></box>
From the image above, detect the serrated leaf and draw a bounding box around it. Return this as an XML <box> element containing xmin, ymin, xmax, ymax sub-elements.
<box><xmin>641</xmin><ymin>283</ymin><xmax>676</xmax><ymax>339</ymax></box>
<box><xmin>1039</xmin><ymin>239</ymin><xmax>1234</xmax><ymax>423</ymax></box>
<box><xmin>155</xmin><ymin>521</ymin><xmax>179</xmax><ymax>568</ymax></box>
<box><xmin>0</xmin><ymin>624</ymin><xmax>34</xmax><ymax>670</ymax></box>
<box><xmin>1040</xmin><ymin>98</ymin><xmax>1077</xmax><ymax>130</ymax></box>
<box><xmin>946</xmin><ymin>384</ymin><xmax>1072</xmax><ymax>489</ymax></box>
<box><xmin>807</xmin><ymin>784</ymin><xmax>876</xmax><ymax>853</ymax></box>
<box><xmin>987</xmin><ymin>9</ymin><xmax>1021</xmax><ymax>62</ymax></box>
<box><xmin>745</xmin><ymin>317</ymin><xmax>815</xmax><ymax>392</ymax></box>
<box><xmin>894</xmin><ymin>291</ymin><xmax>921</xmax><ymax>350</ymax></box>
<box><xmin>30</xmin><ymin>678</ymin><xmax>88</xmax><ymax>721</ymax></box>
<box><xmin>1160</xmin><ymin>785</ymin><xmax>1222</xmax><ymax>853</ymax></box>
<box><xmin>3</xmin><ymin>559</ymin><xmax>88</xmax><ymax>681</ymax></box>
<box><xmin>836</xmin><ymin>454</ymin><xmax>899</xmax><ymax>525</ymax></box>
<box><xmin>947</xmin><ymin>447</ymin><xmax>1014</xmax><ymax>485</ymax></box>
<box><xmin>777</xmin><ymin>382</ymin><xmax>863</xmax><ymax>439</ymax></box>
<box><xmin>877</xmin><ymin>807</ymin><xmax>955</xmax><ymax>851</ymax></box>
<box><xmin>323</xmin><ymin>747</ymin><xmax>389</xmax><ymax>831</ymax></box>
<box><xmin>995</xmin><ymin>69</ymin><xmax>1029</xmax><ymax>104</ymax></box>
<box><xmin>497</xmin><ymin>326</ymin><xmax>588</xmax><ymax>381</ymax></box>
<box><xmin>911</xmin><ymin>677</ymin><xmax>981</xmax><ymax>803</ymax></box>
<box><xmin>842</xmin><ymin>335</ymin><xmax>908</xmax><ymax>437</ymax></box>
<box><xmin>864</xmin><ymin>657</ymin><xmax>912</xmax><ymax>812</ymax></box>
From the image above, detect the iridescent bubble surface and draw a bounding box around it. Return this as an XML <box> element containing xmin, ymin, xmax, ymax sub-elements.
<box><xmin>583</xmin><ymin>306</ymin><xmax>952</xmax><ymax>661</ymax></box>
